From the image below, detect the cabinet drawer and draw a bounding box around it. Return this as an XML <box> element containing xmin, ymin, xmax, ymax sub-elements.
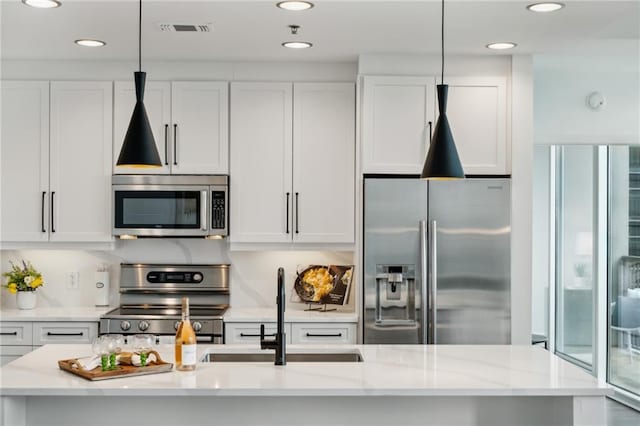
<box><xmin>33</xmin><ymin>322</ymin><xmax>98</xmax><ymax>345</ymax></box>
<box><xmin>0</xmin><ymin>322</ymin><xmax>33</xmax><ymax>345</ymax></box>
<box><xmin>224</xmin><ymin>322</ymin><xmax>292</xmax><ymax>344</ymax></box>
<box><xmin>291</xmin><ymin>323</ymin><xmax>357</xmax><ymax>344</ymax></box>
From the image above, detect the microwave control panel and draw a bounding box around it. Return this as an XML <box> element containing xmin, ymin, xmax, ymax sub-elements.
<box><xmin>211</xmin><ymin>191</ymin><xmax>226</xmax><ymax>230</ymax></box>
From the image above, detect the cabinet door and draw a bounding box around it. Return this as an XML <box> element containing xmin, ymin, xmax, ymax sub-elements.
<box><xmin>171</xmin><ymin>82</ymin><xmax>229</xmax><ymax>174</ymax></box>
<box><xmin>362</xmin><ymin>76</ymin><xmax>435</xmax><ymax>173</ymax></box>
<box><xmin>230</xmin><ymin>82</ymin><xmax>293</xmax><ymax>243</ymax></box>
<box><xmin>0</xmin><ymin>346</ymin><xmax>32</xmax><ymax>366</ymax></box>
<box><xmin>49</xmin><ymin>81</ymin><xmax>113</xmax><ymax>242</ymax></box>
<box><xmin>0</xmin><ymin>81</ymin><xmax>50</xmax><ymax>242</ymax></box>
<box><xmin>445</xmin><ymin>77</ymin><xmax>508</xmax><ymax>175</ymax></box>
<box><xmin>113</xmin><ymin>81</ymin><xmax>171</xmax><ymax>174</ymax></box>
<box><xmin>293</xmin><ymin>83</ymin><xmax>355</xmax><ymax>243</ymax></box>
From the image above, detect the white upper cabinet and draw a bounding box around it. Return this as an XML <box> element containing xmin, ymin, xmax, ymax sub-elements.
<box><xmin>172</xmin><ymin>82</ymin><xmax>229</xmax><ymax>174</ymax></box>
<box><xmin>445</xmin><ymin>77</ymin><xmax>508</xmax><ymax>175</ymax></box>
<box><xmin>362</xmin><ymin>76</ymin><xmax>436</xmax><ymax>174</ymax></box>
<box><xmin>113</xmin><ymin>81</ymin><xmax>172</xmax><ymax>174</ymax></box>
<box><xmin>361</xmin><ymin>75</ymin><xmax>509</xmax><ymax>175</ymax></box>
<box><xmin>49</xmin><ymin>81</ymin><xmax>113</xmax><ymax>242</ymax></box>
<box><xmin>293</xmin><ymin>83</ymin><xmax>355</xmax><ymax>243</ymax></box>
<box><xmin>230</xmin><ymin>82</ymin><xmax>356</xmax><ymax>245</ymax></box>
<box><xmin>230</xmin><ymin>82</ymin><xmax>293</xmax><ymax>243</ymax></box>
<box><xmin>1</xmin><ymin>81</ymin><xmax>112</xmax><ymax>244</ymax></box>
<box><xmin>0</xmin><ymin>81</ymin><xmax>50</xmax><ymax>242</ymax></box>
<box><xmin>113</xmin><ymin>81</ymin><xmax>229</xmax><ymax>175</ymax></box>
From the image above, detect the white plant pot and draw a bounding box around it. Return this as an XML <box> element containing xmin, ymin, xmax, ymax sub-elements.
<box><xmin>16</xmin><ymin>291</ymin><xmax>37</xmax><ymax>310</ymax></box>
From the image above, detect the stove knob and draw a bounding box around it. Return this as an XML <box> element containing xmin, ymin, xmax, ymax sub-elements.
<box><xmin>174</xmin><ymin>321</ymin><xmax>181</xmax><ymax>331</ymax></box>
<box><xmin>193</xmin><ymin>273</ymin><xmax>202</xmax><ymax>282</ymax></box>
<box><xmin>138</xmin><ymin>320</ymin><xmax>150</xmax><ymax>331</ymax></box>
<box><xmin>120</xmin><ymin>320</ymin><xmax>131</xmax><ymax>331</ymax></box>
<box><xmin>192</xmin><ymin>321</ymin><xmax>202</xmax><ymax>332</ymax></box>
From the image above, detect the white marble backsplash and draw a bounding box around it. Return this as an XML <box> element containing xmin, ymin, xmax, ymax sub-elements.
<box><xmin>0</xmin><ymin>241</ymin><xmax>355</xmax><ymax>311</ymax></box>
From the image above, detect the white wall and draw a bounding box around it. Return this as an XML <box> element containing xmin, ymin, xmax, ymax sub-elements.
<box><xmin>0</xmin><ymin>243</ymin><xmax>355</xmax><ymax>311</ymax></box>
<box><xmin>534</xmin><ymin>52</ymin><xmax>640</xmax><ymax>145</ymax></box>
<box><xmin>532</xmin><ymin>146</ymin><xmax>550</xmax><ymax>336</ymax></box>
<box><xmin>1</xmin><ymin>60</ymin><xmax>358</xmax><ymax>82</ymax></box>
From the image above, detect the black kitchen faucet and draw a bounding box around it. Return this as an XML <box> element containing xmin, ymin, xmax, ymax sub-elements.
<box><xmin>260</xmin><ymin>267</ymin><xmax>286</xmax><ymax>365</ymax></box>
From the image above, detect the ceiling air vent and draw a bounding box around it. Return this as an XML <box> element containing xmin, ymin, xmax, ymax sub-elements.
<box><xmin>158</xmin><ymin>23</ymin><xmax>213</xmax><ymax>32</ymax></box>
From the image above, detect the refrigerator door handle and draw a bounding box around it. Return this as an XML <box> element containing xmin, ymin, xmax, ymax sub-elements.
<box><xmin>428</xmin><ymin>219</ymin><xmax>438</xmax><ymax>344</ymax></box>
<box><xmin>420</xmin><ymin>220</ymin><xmax>429</xmax><ymax>344</ymax></box>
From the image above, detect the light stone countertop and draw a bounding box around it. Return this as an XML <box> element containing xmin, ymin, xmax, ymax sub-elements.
<box><xmin>0</xmin><ymin>307</ymin><xmax>112</xmax><ymax>322</ymax></box>
<box><xmin>0</xmin><ymin>344</ymin><xmax>612</xmax><ymax>397</ymax></box>
<box><xmin>223</xmin><ymin>307</ymin><xmax>358</xmax><ymax>323</ymax></box>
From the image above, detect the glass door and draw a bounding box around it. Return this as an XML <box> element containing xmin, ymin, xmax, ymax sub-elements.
<box><xmin>608</xmin><ymin>146</ymin><xmax>640</xmax><ymax>399</ymax></box>
<box><xmin>555</xmin><ymin>145</ymin><xmax>597</xmax><ymax>371</ymax></box>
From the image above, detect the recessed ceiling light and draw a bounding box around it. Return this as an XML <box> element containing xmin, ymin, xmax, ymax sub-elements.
<box><xmin>527</xmin><ymin>2</ymin><xmax>564</xmax><ymax>13</ymax></box>
<box><xmin>282</xmin><ymin>41</ymin><xmax>313</xmax><ymax>49</ymax></box>
<box><xmin>277</xmin><ymin>1</ymin><xmax>314</xmax><ymax>11</ymax></box>
<box><xmin>22</xmin><ymin>0</ymin><xmax>61</xmax><ymax>8</ymax></box>
<box><xmin>75</xmin><ymin>39</ymin><xmax>106</xmax><ymax>47</ymax></box>
<box><xmin>486</xmin><ymin>42</ymin><xmax>517</xmax><ymax>50</ymax></box>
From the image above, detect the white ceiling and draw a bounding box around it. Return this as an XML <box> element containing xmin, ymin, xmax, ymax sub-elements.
<box><xmin>1</xmin><ymin>0</ymin><xmax>638</xmax><ymax>62</ymax></box>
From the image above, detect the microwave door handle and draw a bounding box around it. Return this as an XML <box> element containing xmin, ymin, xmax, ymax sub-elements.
<box><xmin>201</xmin><ymin>190</ymin><xmax>208</xmax><ymax>231</ymax></box>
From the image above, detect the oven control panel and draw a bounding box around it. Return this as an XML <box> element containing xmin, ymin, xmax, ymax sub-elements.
<box><xmin>146</xmin><ymin>271</ymin><xmax>204</xmax><ymax>283</ymax></box>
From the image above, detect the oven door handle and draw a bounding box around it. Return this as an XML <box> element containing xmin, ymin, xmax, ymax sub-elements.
<box><xmin>196</xmin><ymin>335</ymin><xmax>216</xmax><ymax>343</ymax></box>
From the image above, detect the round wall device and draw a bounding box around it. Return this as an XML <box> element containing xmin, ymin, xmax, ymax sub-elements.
<box><xmin>586</xmin><ymin>92</ymin><xmax>605</xmax><ymax>111</ymax></box>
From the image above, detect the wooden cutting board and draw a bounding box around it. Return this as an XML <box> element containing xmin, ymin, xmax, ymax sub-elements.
<box><xmin>58</xmin><ymin>350</ymin><xmax>173</xmax><ymax>381</ymax></box>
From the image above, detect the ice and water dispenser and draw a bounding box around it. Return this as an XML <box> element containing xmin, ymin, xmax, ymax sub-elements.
<box><xmin>375</xmin><ymin>265</ymin><xmax>418</xmax><ymax>325</ymax></box>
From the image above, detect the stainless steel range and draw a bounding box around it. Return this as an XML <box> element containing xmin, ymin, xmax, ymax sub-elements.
<box><xmin>99</xmin><ymin>264</ymin><xmax>229</xmax><ymax>343</ymax></box>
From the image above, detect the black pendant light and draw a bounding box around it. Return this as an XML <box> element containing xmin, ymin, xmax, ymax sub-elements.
<box><xmin>116</xmin><ymin>0</ymin><xmax>162</xmax><ymax>168</ymax></box>
<box><xmin>420</xmin><ymin>0</ymin><xmax>464</xmax><ymax>180</ymax></box>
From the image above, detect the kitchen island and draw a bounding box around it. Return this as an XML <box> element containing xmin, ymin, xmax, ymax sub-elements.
<box><xmin>1</xmin><ymin>344</ymin><xmax>610</xmax><ymax>426</ymax></box>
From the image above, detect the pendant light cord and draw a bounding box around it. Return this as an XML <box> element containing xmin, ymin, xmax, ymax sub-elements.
<box><xmin>138</xmin><ymin>0</ymin><xmax>142</xmax><ymax>72</ymax></box>
<box><xmin>441</xmin><ymin>0</ymin><xmax>444</xmax><ymax>85</ymax></box>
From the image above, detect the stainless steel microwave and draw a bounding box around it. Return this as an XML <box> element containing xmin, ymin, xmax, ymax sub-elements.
<box><xmin>112</xmin><ymin>175</ymin><xmax>228</xmax><ymax>238</ymax></box>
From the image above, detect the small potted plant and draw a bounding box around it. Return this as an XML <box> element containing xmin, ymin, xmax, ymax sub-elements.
<box><xmin>3</xmin><ymin>260</ymin><xmax>44</xmax><ymax>310</ymax></box>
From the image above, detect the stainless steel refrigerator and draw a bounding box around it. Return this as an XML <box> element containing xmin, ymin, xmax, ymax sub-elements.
<box><xmin>363</xmin><ymin>177</ymin><xmax>511</xmax><ymax>344</ymax></box>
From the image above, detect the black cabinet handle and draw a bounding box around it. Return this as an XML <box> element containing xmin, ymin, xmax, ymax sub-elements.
<box><xmin>164</xmin><ymin>124</ymin><xmax>169</xmax><ymax>165</ymax></box>
<box><xmin>47</xmin><ymin>332</ymin><xmax>84</xmax><ymax>336</ymax></box>
<box><xmin>0</xmin><ymin>331</ymin><xmax>18</xmax><ymax>336</ymax></box>
<box><xmin>173</xmin><ymin>124</ymin><xmax>178</xmax><ymax>166</ymax></box>
<box><xmin>41</xmin><ymin>191</ymin><xmax>46</xmax><ymax>232</ymax></box>
<box><xmin>295</xmin><ymin>192</ymin><xmax>299</xmax><ymax>234</ymax></box>
<box><xmin>50</xmin><ymin>191</ymin><xmax>55</xmax><ymax>233</ymax></box>
<box><xmin>305</xmin><ymin>333</ymin><xmax>342</xmax><ymax>338</ymax></box>
<box><xmin>240</xmin><ymin>333</ymin><xmax>276</xmax><ymax>337</ymax></box>
<box><xmin>286</xmin><ymin>192</ymin><xmax>290</xmax><ymax>234</ymax></box>
<box><xmin>428</xmin><ymin>121</ymin><xmax>433</xmax><ymax>142</ymax></box>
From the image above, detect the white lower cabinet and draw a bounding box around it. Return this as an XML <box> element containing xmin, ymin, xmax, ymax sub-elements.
<box><xmin>0</xmin><ymin>345</ymin><xmax>32</xmax><ymax>366</ymax></box>
<box><xmin>224</xmin><ymin>322</ymin><xmax>356</xmax><ymax>345</ymax></box>
<box><xmin>0</xmin><ymin>321</ymin><xmax>98</xmax><ymax>366</ymax></box>
<box><xmin>290</xmin><ymin>323</ymin><xmax>357</xmax><ymax>345</ymax></box>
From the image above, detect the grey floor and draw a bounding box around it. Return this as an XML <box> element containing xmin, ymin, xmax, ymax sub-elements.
<box><xmin>606</xmin><ymin>398</ymin><xmax>640</xmax><ymax>426</ymax></box>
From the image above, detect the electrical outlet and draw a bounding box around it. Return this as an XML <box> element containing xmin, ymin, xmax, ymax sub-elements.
<box><xmin>67</xmin><ymin>271</ymin><xmax>79</xmax><ymax>290</ymax></box>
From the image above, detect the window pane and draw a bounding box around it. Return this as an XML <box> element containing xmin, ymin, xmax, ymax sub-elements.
<box><xmin>608</xmin><ymin>146</ymin><xmax>640</xmax><ymax>397</ymax></box>
<box><xmin>555</xmin><ymin>145</ymin><xmax>596</xmax><ymax>369</ymax></box>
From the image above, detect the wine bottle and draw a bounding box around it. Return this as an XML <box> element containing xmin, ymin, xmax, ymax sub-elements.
<box><xmin>175</xmin><ymin>297</ymin><xmax>197</xmax><ymax>371</ymax></box>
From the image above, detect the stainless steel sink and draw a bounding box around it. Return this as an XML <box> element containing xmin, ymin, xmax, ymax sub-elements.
<box><xmin>202</xmin><ymin>351</ymin><xmax>363</xmax><ymax>363</ymax></box>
